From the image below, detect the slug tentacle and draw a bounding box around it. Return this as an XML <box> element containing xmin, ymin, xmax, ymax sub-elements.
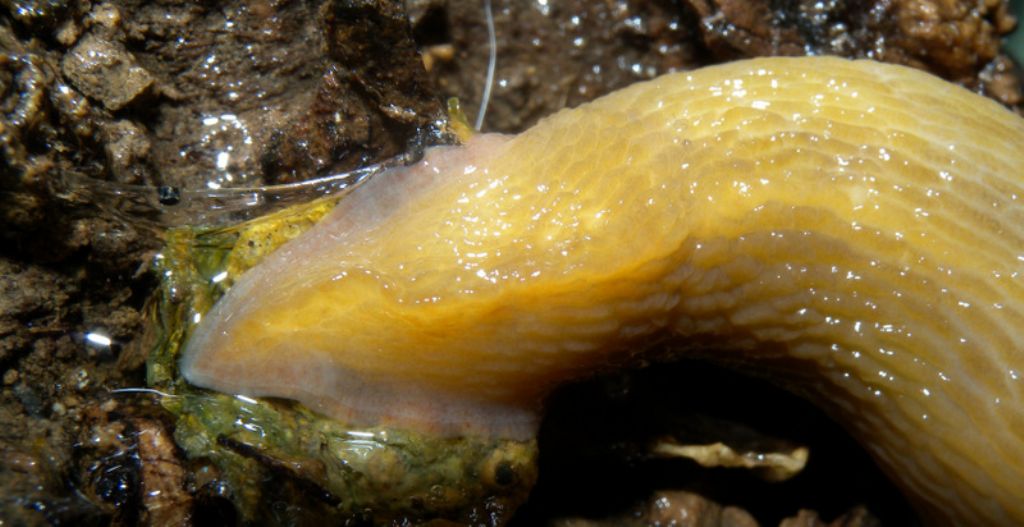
<box><xmin>180</xmin><ymin>57</ymin><xmax>1024</xmax><ymax>524</ymax></box>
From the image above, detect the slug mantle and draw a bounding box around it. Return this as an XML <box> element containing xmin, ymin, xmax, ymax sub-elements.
<box><xmin>180</xmin><ymin>57</ymin><xmax>1024</xmax><ymax>524</ymax></box>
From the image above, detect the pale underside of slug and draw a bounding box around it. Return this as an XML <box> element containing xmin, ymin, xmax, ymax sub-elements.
<box><xmin>180</xmin><ymin>57</ymin><xmax>1024</xmax><ymax>524</ymax></box>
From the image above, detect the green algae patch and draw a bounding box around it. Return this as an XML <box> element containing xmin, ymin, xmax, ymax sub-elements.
<box><xmin>147</xmin><ymin>196</ymin><xmax>537</xmax><ymax>524</ymax></box>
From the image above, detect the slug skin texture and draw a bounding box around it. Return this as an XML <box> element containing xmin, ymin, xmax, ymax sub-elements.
<box><xmin>181</xmin><ymin>57</ymin><xmax>1024</xmax><ymax>524</ymax></box>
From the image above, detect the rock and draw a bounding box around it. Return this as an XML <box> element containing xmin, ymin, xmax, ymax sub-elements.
<box><xmin>133</xmin><ymin>419</ymin><xmax>192</xmax><ymax>526</ymax></box>
<box><xmin>781</xmin><ymin>506</ymin><xmax>882</xmax><ymax>527</ymax></box>
<box><xmin>61</xmin><ymin>33</ymin><xmax>153</xmax><ymax>111</ymax></box>
<box><xmin>551</xmin><ymin>490</ymin><xmax>760</xmax><ymax>527</ymax></box>
<box><xmin>101</xmin><ymin>120</ymin><xmax>151</xmax><ymax>184</ymax></box>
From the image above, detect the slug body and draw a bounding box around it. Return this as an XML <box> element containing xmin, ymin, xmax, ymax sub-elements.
<box><xmin>181</xmin><ymin>57</ymin><xmax>1024</xmax><ymax>524</ymax></box>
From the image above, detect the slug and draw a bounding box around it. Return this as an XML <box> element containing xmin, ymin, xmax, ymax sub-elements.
<box><xmin>180</xmin><ymin>57</ymin><xmax>1024</xmax><ymax>524</ymax></box>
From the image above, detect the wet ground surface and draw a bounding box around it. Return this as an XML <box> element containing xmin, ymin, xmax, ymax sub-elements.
<box><xmin>1</xmin><ymin>0</ymin><xmax>1021</xmax><ymax>525</ymax></box>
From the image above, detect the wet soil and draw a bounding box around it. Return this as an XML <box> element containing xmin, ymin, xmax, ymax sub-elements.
<box><xmin>1</xmin><ymin>0</ymin><xmax>1020</xmax><ymax>525</ymax></box>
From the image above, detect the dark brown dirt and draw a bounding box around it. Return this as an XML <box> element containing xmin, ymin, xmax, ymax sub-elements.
<box><xmin>0</xmin><ymin>0</ymin><xmax>1019</xmax><ymax>525</ymax></box>
<box><xmin>423</xmin><ymin>0</ymin><xmax>1020</xmax><ymax>132</ymax></box>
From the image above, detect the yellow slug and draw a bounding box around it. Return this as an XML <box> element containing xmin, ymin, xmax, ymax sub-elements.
<box><xmin>180</xmin><ymin>57</ymin><xmax>1024</xmax><ymax>524</ymax></box>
